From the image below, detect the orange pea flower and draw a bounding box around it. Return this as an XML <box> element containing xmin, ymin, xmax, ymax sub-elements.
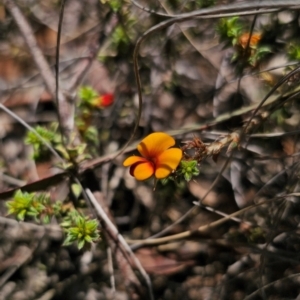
<box><xmin>238</xmin><ymin>32</ymin><xmax>261</xmax><ymax>49</ymax></box>
<box><xmin>123</xmin><ymin>132</ymin><xmax>182</xmax><ymax>181</ymax></box>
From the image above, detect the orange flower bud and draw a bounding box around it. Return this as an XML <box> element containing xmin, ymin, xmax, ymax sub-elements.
<box><xmin>239</xmin><ymin>33</ymin><xmax>261</xmax><ymax>49</ymax></box>
<box><xmin>99</xmin><ymin>93</ymin><xmax>114</xmax><ymax>107</ymax></box>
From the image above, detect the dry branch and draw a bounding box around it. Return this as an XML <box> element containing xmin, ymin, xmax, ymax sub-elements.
<box><xmin>3</xmin><ymin>0</ymin><xmax>74</xmax><ymax>137</ymax></box>
<box><xmin>87</xmin><ymin>190</ymin><xmax>152</xmax><ymax>300</ymax></box>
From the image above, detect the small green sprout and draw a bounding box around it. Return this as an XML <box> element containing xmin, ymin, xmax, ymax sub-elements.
<box><xmin>112</xmin><ymin>25</ymin><xmax>130</xmax><ymax>47</ymax></box>
<box><xmin>61</xmin><ymin>210</ymin><xmax>100</xmax><ymax>250</ymax></box>
<box><xmin>25</xmin><ymin>125</ymin><xmax>58</xmax><ymax>160</ymax></box>
<box><xmin>287</xmin><ymin>43</ymin><xmax>300</xmax><ymax>61</ymax></box>
<box><xmin>178</xmin><ymin>160</ymin><xmax>200</xmax><ymax>182</ymax></box>
<box><xmin>248</xmin><ymin>45</ymin><xmax>272</xmax><ymax>67</ymax></box>
<box><xmin>78</xmin><ymin>86</ymin><xmax>98</xmax><ymax>107</ymax></box>
<box><xmin>25</xmin><ymin>126</ymin><xmax>55</xmax><ymax>159</ymax></box>
<box><xmin>216</xmin><ymin>17</ymin><xmax>243</xmax><ymax>46</ymax></box>
<box><xmin>100</xmin><ymin>0</ymin><xmax>123</xmax><ymax>12</ymax></box>
<box><xmin>108</xmin><ymin>0</ymin><xmax>122</xmax><ymax>12</ymax></box>
<box><xmin>247</xmin><ymin>227</ymin><xmax>266</xmax><ymax>244</ymax></box>
<box><xmin>82</xmin><ymin>126</ymin><xmax>99</xmax><ymax>145</ymax></box>
<box><xmin>6</xmin><ymin>190</ymin><xmax>60</xmax><ymax>223</ymax></box>
<box><xmin>6</xmin><ymin>190</ymin><xmax>35</xmax><ymax>221</ymax></box>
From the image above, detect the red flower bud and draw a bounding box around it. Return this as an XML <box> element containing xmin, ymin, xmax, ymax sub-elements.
<box><xmin>99</xmin><ymin>93</ymin><xmax>114</xmax><ymax>107</ymax></box>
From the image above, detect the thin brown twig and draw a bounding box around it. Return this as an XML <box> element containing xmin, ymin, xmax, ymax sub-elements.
<box><xmin>68</xmin><ymin>41</ymin><xmax>101</xmax><ymax>94</ymax></box>
<box><xmin>0</xmin><ymin>216</ymin><xmax>63</xmax><ymax>241</ymax></box>
<box><xmin>128</xmin><ymin>201</ymin><xmax>265</xmax><ymax>247</ymax></box>
<box><xmin>3</xmin><ymin>0</ymin><xmax>56</xmax><ymax>96</ymax></box>
<box><xmin>86</xmin><ymin>189</ymin><xmax>154</xmax><ymax>300</ymax></box>
<box><xmin>0</xmin><ymin>172</ymin><xmax>26</xmax><ymax>187</ymax></box>
<box><xmin>3</xmin><ymin>0</ymin><xmax>73</xmax><ymax>137</ymax></box>
<box><xmin>0</xmin><ymin>103</ymin><xmax>63</xmax><ymax>161</ymax></box>
<box><xmin>106</xmin><ymin>246</ymin><xmax>116</xmax><ymax>296</ymax></box>
<box><xmin>244</xmin><ymin>273</ymin><xmax>300</xmax><ymax>300</ymax></box>
<box><xmin>132</xmin><ymin>0</ymin><xmax>300</xmax><ymax>18</ymax></box>
<box><xmin>55</xmin><ymin>0</ymin><xmax>67</xmax><ymax>143</ymax></box>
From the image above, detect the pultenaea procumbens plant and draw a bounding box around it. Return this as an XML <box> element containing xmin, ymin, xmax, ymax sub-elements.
<box><xmin>123</xmin><ymin>132</ymin><xmax>182</xmax><ymax>180</ymax></box>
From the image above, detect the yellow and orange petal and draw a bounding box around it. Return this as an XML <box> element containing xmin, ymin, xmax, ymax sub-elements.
<box><xmin>137</xmin><ymin>132</ymin><xmax>175</xmax><ymax>159</ymax></box>
<box><xmin>155</xmin><ymin>148</ymin><xmax>182</xmax><ymax>178</ymax></box>
<box><xmin>123</xmin><ymin>156</ymin><xmax>148</xmax><ymax>167</ymax></box>
<box><xmin>130</xmin><ymin>161</ymin><xmax>154</xmax><ymax>180</ymax></box>
<box><xmin>123</xmin><ymin>156</ymin><xmax>154</xmax><ymax>180</ymax></box>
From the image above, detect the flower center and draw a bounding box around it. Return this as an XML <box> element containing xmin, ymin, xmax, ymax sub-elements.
<box><xmin>149</xmin><ymin>157</ymin><xmax>157</xmax><ymax>167</ymax></box>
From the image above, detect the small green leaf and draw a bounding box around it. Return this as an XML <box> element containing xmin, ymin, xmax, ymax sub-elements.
<box><xmin>63</xmin><ymin>235</ymin><xmax>73</xmax><ymax>246</ymax></box>
<box><xmin>160</xmin><ymin>178</ymin><xmax>169</xmax><ymax>185</ymax></box>
<box><xmin>42</xmin><ymin>215</ymin><xmax>50</xmax><ymax>224</ymax></box>
<box><xmin>84</xmin><ymin>235</ymin><xmax>93</xmax><ymax>243</ymax></box>
<box><xmin>108</xmin><ymin>0</ymin><xmax>122</xmax><ymax>12</ymax></box>
<box><xmin>17</xmin><ymin>210</ymin><xmax>26</xmax><ymax>221</ymax></box>
<box><xmin>55</xmin><ymin>145</ymin><xmax>70</xmax><ymax>160</ymax></box>
<box><xmin>71</xmin><ymin>184</ymin><xmax>82</xmax><ymax>199</ymax></box>
<box><xmin>179</xmin><ymin>160</ymin><xmax>200</xmax><ymax>181</ymax></box>
<box><xmin>184</xmin><ymin>173</ymin><xmax>192</xmax><ymax>182</ymax></box>
<box><xmin>78</xmin><ymin>239</ymin><xmax>85</xmax><ymax>250</ymax></box>
<box><xmin>61</xmin><ymin>210</ymin><xmax>100</xmax><ymax>250</ymax></box>
<box><xmin>78</xmin><ymin>86</ymin><xmax>98</xmax><ymax>105</ymax></box>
